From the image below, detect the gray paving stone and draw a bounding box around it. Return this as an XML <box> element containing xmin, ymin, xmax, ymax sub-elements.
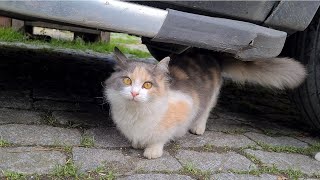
<box><xmin>34</xmin><ymin>100</ymin><xmax>97</xmax><ymax>111</ymax></box>
<box><xmin>134</xmin><ymin>151</ymin><xmax>182</xmax><ymax>172</ymax></box>
<box><xmin>245</xmin><ymin>132</ymin><xmax>309</xmax><ymax>148</ymax></box>
<box><xmin>73</xmin><ymin>147</ymin><xmax>128</xmax><ymax>172</ymax></box>
<box><xmin>0</xmin><ymin>147</ymin><xmax>66</xmax><ymax>174</ymax></box>
<box><xmin>0</xmin><ymin>124</ymin><xmax>81</xmax><ymax>146</ymax></box>
<box><xmin>53</xmin><ymin>111</ymin><xmax>109</xmax><ymax>127</ymax></box>
<box><xmin>0</xmin><ymin>90</ymin><xmax>32</xmax><ymax>109</ymax></box>
<box><xmin>73</xmin><ymin>147</ymin><xmax>182</xmax><ymax>174</ymax></box>
<box><xmin>118</xmin><ymin>174</ymin><xmax>194</xmax><ymax>180</ymax></box>
<box><xmin>176</xmin><ymin>150</ymin><xmax>256</xmax><ymax>172</ymax></box>
<box><xmin>177</xmin><ymin>132</ymin><xmax>256</xmax><ymax>148</ymax></box>
<box><xmin>86</xmin><ymin>128</ymin><xmax>130</xmax><ymax>148</ymax></box>
<box><xmin>211</xmin><ymin>173</ymin><xmax>278</xmax><ymax>180</ymax></box>
<box><xmin>207</xmin><ymin>111</ymin><xmax>258</xmax><ymax>133</ymax></box>
<box><xmin>0</xmin><ymin>108</ymin><xmax>42</xmax><ymax>124</ymax></box>
<box><xmin>245</xmin><ymin>149</ymin><xmax>320</xmax><ymax>176</ymax></box>
<box><xmin>296</xmin><ymin>136</ymin><xmax>320</xmax><ymax>145</ymax></box>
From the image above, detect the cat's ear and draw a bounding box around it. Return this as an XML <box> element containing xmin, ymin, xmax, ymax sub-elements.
<box><xmin>114</xmin><ymin>47</ymin><xmax>128</xmax><ymax>68</ymax></box>
<box><xmin>155</xmin><ymin>57</ymin><xmax>170</xmax><ymax>73</ymax></box>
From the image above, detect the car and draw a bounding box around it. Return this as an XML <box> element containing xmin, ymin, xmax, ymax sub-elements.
<box><xmin>0</xmin><ymin>0</ymin><xmax>319</xmax><ymax>130</ymax></box>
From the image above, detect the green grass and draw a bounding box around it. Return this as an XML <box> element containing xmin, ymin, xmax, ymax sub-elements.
<box><xmin>41</xmin><ymin>114</ymin><xmax>57</xmax><ymax>126</ymax></box>
<box><xmin>2</xmin><ymin>170</ymin><xmax>25</xmax><ymax>180</ymax></box>
<box><xmin>257</xmin><ymin>142</ymin><xmax>320</xmax><ymax>156</ymax></box>
<box><xmin>63</xmin><ymin>146</ymin><xmax>73</xmax><ymax>154</ymax></box>
<box><xmin>0</xmin><ymin>138</ymin><xmax>10</xmax><ymax>147</ymax></box>
<box><xmin>53</xmin><ymin>158</ymin><xmax>80</xmax><ymax>178</ymax></box>
<box><xmin>87</xmin><ymin>166</ymin><xmax>116</xmax><ymax>180</ymax></box>
<box><xmin>231</xmin><ymin>165</ymin><xmax>304</xmax><ymax>180</ymax></box>
<box><xmin>181</xmin><ymin>163</ymin><xmax>211</xmax><ymax>180</ymax></box>
<box><xmin>203</xmin><ymin>144</ymin><xmax>213</xmax><ymax>151</ymax></box>
<box><xmin>0</xmin><ymin>27</ymin><xmax>151</xmax><ymax>58</ymax></box>
<box><xmin>80</xmin><ymin>135</ymin><xmax>95</xmax><ymax>148</ymax></box>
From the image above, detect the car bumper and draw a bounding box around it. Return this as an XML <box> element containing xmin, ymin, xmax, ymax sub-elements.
<box><xmin>0</xmin><ymin>0</ymin><xmax>287</xmax><ymax>59</ymax></box>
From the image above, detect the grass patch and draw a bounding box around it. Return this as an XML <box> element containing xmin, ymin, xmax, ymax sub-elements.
<box><xmin>42</xmin><ymin>114</ymin><xmax>57</xmax><ymax>126</ymax></box>
<box><xmin>87</xmin><ymin>166</ymin><xmax>116</xmax><ymax>180</ymax></box>
<box><xmin>63</xmin><ymin>146</ymin><xmax>73</xmax><ymax>154</ymax></box>
<box><xmin>0</xmin><ymin>138</ymin><xmax>10</xmax><ymax>147</ymax></box>
<box><xmin>181</xmin><ymin>163</ymin><xmax>211</xmax><ymax>180</ymax></box>
<box><xmin>2</xmin><ymin>171</ymin><xmax>25</xmax><ymax>180</ymax></box>
<box><xmin>257</xmin><ymin>142</ymin><xmax>320</xmax><ymax>156</ymax></box>
<box><xmin>111</xmin><ymin>33</ymin><xmax>140</xmax><ymax>44</ymax></box>
<box><xmin>203</xmin><ymin>144</ymin><xmax>213</xmax><ymax>151</ymax></box>
<box><xmin>80</xmin><ymin>135</ymin><xmax>95</xmax><ymax>148</ymax></box>
<box><xmin>241</xmin><ymin>150</ymin><xmax>263</xmax><ymax>165</ymax></box>
<box><xmin>231</xmin><ymin>165</ymin><xmax>304</xmax><ymax>180</ymax></box>
<box><xmin>53</xmin><ymin>158</ymin><xmax>81</xmax><ymax>178</ymax></box>
<box><xmin>0</xmin><ymin>27</ymin><xmax>151</xmax><ymax>58</ymax></box>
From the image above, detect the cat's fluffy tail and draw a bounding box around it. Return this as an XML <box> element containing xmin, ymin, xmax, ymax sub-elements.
<box><xmin>221</xmin><ymin>57</ymin><xmax>307</xmax><ymax>89</ymax></box>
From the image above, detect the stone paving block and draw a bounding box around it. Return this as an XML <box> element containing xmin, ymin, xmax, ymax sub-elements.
<box><xmin>245</xmin><ymin>132</ymin><xmax>309</xmax><ymax>148</ymax></box>
<box><xmin>245</xmin><ymin>150</ymin><xmax>320</xmax><ymax>176</ymax></box>
<box><xmin>0</xmin><ymin>124</ymin><xmax>81</xmax><ymax>146</ymax></box>
<box><xmin>0</xmin><ymin>147</ymin><xmax>66</xmax><ymax>174</ymax></box>
<box><xmin>133</xmin><ymin>151</ymin><xmax>182</xmax><ymax>172</ymax></box>
<box><xmin>52</xmin><ymin>111</ymin><xmax>110</xmax><ymax>127</ymax></box>
<box><xmin>211</xmin><ymin>173</ymin><xmax>278</xmax><ymax>180</ymax></box>
<box><xmin>34</xmin><ymin>100</ymin><xmax>98</xmax><ymax>111</ymax></box>
<box><xmin>0</xmin><ymin>108</ymin><xmax>42</xmax><ymax>124</ymax></box>
<box><xmin>296</xmin><ymin>136</ymin><xmax>320</xmax><ymax>145</ymax></box>
<box><xmin>85</xmin><ymin>128</ymin><xmax>130</xmax><ymax>148</ymax></box>
<box><xmin>177</xmin><ymin>132</ymin><xmax>256</xmax><ymax>148</ymax></box>
<box><xmin>118</xmin><ymin>174</ymin><xmax>194</xmax><ymax>180</ymax></box>
<box><xmin>0</xmin><ymin>90</ymin><xmax>32</xmax><ymax>109</ymax></box>
<box><xmin>73</xmin><ymin>147</ymin><xmax>128</xmax><ymax>172</ymax></box>
<box><xmin>176</xmin><ymin>150</ymin><xmax>256</xmax><ymax>172</ymax></box>
<box><xmin>73</xmin><ymin>147</ymin><xmax>182</xmax><ymax>173</ymax></box>
<box><xmin>207</xmin><ymin>111</ymin><xmax>259</xmax><ymax>133</ymax></box>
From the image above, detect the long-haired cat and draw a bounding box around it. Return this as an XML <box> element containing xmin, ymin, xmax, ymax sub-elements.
<box><xmin>104</xmin><ymin>47</ymin><xmax>306</xmax><ymax>159</ymax></box>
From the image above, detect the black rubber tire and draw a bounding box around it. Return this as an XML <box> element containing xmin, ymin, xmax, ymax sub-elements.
<box><xmin>285</xmin><ymin>10</ymin><xmax>320</xmax><ymax>130</ymax></box>
<box><xmin>145</xmin><ymin>45</ymin><xmax>171</xmax><ymax>61</ymax></box>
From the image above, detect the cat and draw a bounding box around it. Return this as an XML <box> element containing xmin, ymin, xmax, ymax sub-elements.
<box><xmin>104</xmin><ymin>47</ymin><xmax>306</xmax><ymax>159</ymax></box>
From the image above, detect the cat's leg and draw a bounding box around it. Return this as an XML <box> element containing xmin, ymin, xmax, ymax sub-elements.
<box><xmin>132</xmin><ymin>141</ymin><xmax>144</xmax><ymax>149</ymax></box>
<box><xmin>143</xmin><ymin>142</ymin><xmax>165</xmax><ymax>159</ymax></box>
<box><xmin>190</xmin><ymin>83</ymin><xmax>221</xmax><ymax>135</ymax></box>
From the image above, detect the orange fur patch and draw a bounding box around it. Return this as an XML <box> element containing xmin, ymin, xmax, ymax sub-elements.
<box><xmin>159</xmin><ymin>100</ymin><xmax>190</xmax><ymax>129</ymax></box>
<box><xmin>129</xmin><ymin>67</ymin><xmax>151</xmax><ymax>82</ymax></box>
<box><xmin>170</xmin><ymin>66</ymin><xmax>189</xmax><ymax>80</ymax></box>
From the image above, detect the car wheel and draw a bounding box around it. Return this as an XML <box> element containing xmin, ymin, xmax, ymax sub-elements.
<box><xmin>285</xmin><ymin>10</ymin><xmax>320</xmax><ymax>130</ymax></box>
<box><xmin>145</xmin><ymin>45</ymin><xmax>170</xmax><ymax>61</ymax></box>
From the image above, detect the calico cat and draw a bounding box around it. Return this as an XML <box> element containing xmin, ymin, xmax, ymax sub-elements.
<box><xmin>104</xmin><ymin>47</ymin><xmax>306</xmax><ymax>159</ymax></box>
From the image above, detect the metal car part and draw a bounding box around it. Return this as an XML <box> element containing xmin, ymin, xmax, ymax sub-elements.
<box><xmin>0</xmin><ymin>0</ymin><xmax>168</xmax><ymax>37</ymax></box>
<box><xmin>0</xmin><ymin>0</ymin><xmax>287</xmax><ymax>59</ymax></box>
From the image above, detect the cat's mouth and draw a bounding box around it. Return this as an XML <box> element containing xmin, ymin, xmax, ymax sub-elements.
<box><xmin>130</xmin><ymin>97</ymin><xmax>139</xmax><ymax>102</ymax></box>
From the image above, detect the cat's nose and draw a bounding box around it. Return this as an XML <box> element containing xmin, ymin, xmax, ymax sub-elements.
<box><xmin>131</xmin><ymin>91</ymin><xmax>139</xmax><ymax>97</ymax></box>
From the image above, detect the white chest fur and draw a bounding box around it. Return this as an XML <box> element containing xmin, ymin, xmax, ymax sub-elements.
<box><xmin>106</xmin><ymin>89</ymin><xmax>194</xmax><ymax>146</ymax></box>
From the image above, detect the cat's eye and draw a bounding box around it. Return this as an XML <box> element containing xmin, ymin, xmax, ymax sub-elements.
<box><xmin>123</xmin><ymin>77</ymin><xmax>132</xmax><ymax>85</ymax></box>
<box><xmin>143</xmin><ymin>82</ymin><xmax>152</xmax><ymax>89</ymax></box>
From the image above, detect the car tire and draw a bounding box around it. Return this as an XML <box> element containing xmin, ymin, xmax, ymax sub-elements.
<box><xmin>285</xmin><ymin>10</ymin><xmax>320</xmax><ymax>130</ymax></box>
<box><xmin>145</xmin><ymin>45</ymin><xmax>171</xmax><ymax>61</ymax></box>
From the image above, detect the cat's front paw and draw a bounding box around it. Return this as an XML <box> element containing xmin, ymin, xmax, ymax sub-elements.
<box><xmin>143</xmin><ymin>146</ymin><xmax>163</xmax><ymax>159</ymax></box>
<box><xmin>189</xmin><ymin>124</ymin><xmax>206</xmax><ymax>135</ymax></box>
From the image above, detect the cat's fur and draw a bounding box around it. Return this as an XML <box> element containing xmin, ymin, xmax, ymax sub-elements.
<box><xmin>104</xmin><ymin>48</ymin><xmax>306</xmax><ymax>159</ymax></box>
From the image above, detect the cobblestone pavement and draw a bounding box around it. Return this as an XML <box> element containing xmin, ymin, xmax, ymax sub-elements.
<box><xmin>0</xmin><ymin>44</ymin><xmax>319</xmax><ymax>180</ymax></box>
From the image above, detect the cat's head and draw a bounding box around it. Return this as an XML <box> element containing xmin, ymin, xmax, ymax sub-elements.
<box><xmin>104</xmin><ymin>47</ymin><xmax>170</xmax><ymax>103</ymax></box>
